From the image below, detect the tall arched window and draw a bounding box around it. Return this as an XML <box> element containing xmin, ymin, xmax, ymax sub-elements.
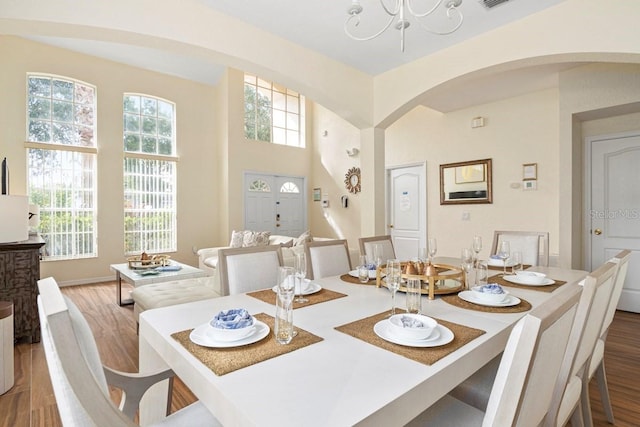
<box><xmin>123</xmin><ymin>94</ymin><xmax>177</xmax><ymax>254</ymax></box>
<box><xmin>27</xmin><ymin>74</ymin><xmax>97</xmax><ymax>260</ymax></box>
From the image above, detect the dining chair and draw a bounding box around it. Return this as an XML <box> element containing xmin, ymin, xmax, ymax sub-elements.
<box><xmin>218</xmin><ymin>245</ymin><xmax>284</xmax><ymax>295</ymax></box>
<box><xmin>358</xmin><ymin>235</ymin><xmax>396</xmax><ymax>262</ymax></box>
<box><xmin>581</xmin><ymin>249</ymin><xmax>631</xmax><ymax>426</ymax></box>
<box><xmin>304</xmin><ymin>239</ymin><xmax>352</xmax><ymax>279</ymax></box>
<box><xmin>407</xmin><ymin>282</ymin><xmax>583</xmax><ymax>427</ymax></box>
<box><xmin>491</xmin><ymin>230</ymin><xmax>549</xmax><ymax>266</ymax></box>
<box><xmin>545</xmin><ymin>260</ymin><xmax>619</xmax><ymax>427</ymax></box>
<box><xmin>37</xmin><ymin>277</ymin><xmax>220</xmax><ymax>427</ymax></box>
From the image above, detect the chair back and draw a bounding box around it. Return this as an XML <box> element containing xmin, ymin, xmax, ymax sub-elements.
<box><xmin>37</xmin><ymin>277</ymin><xmax>136</xmax><ymax>427</ymax></box>
<box><xmin>545</xmin><ymin>261</ymin><xmax>618</xmax><ymax>427</ymax></box>
<box><xmin>483</xmin><ymin>283</ymin><xmax>582</xmax><ymax>426</ymax></box>
<box><xmin>491</xmin><ymin>230</ymin><xmax>549</xmax><ymax>266</ymax></box>
<box><xmin>218</xmin><ymin>245</ymin><xmax>284</xmax><ymax>295</ymax></box>
<box><xmin>601</xmin><ymin>249</ymin><xmax>631</xmax><ymax>335</ymax></box>
<box><xmin>305</xmin><ymin>239</ymin><xmax>352</xmax><ymax>279</ymax></box>
<box><xmin>358</xmin><ymin>235</ymin><xmax>396</xmax><ymax>262</ymax></box>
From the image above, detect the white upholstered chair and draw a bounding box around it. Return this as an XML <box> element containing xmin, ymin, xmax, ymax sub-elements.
<box><xmin>491</xmin><ymin>230</ymin><xmax>549</xmax><ymax>266</ymax></box>
<box><xmin>304</xmin><ymin>239</ymin><xmax>352</xmax><ymax>279</ymax></box>
<box><xmin>217</xmin><ymin>245</ymin><xmax>283</xmax><ymax>295</ymax></box>
<box><xmin>581</xmin><ymin>249</ymin><xmax>631</xmax><ymax>426</ymax></box>
<box><xmin>37</xmin><ymin>277</ymin><xmax>220</xmax><ymax>427</ymax></box>
<box><xmin>358</xmin><ymin>235</ymin><xmax>396</xmax><ymax>262</ymax></box>
<box><xmin>545</xmin><ymin>261</ymin><xmax>619</xmax><ymax>427</ymax></box>
<box><xmin>407</xmin><ymin>282</ymin><xmax>583</xmax><ymax>426</ymax></box>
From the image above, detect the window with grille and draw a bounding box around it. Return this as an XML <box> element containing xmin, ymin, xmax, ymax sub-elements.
<box><xmin>26</xmin><ymin>74</ymin><xmax>97</xmax><ymax>260</ymax></box>
<box><xmin>244</xmin><ymin>73</ymin><xmax>305</xmax><ymax>147</ymax></box>
<box><xmin>123</xmin><ymin>94</ymin><xmax>177</xmax><ymax>255</ymax></box>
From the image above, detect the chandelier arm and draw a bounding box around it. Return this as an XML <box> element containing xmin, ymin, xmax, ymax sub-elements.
<box><xmin>379</xmin><ymin>0</ymin><xmax>402</xmax><ymax>16</ymax></box>
<box><xmin>344</xmin><ymin>14</ymin><xmax>397</xmax><ymax>41</ymax></box>
<box><xmin>413</xmin><ymin>6</ymin><xmax>463</xmax><ymax>35</ymax></box>
<box><xmin>405</xmin><ymin>0</ymin><xmax>445</xmax><ymax>18</ymax></box>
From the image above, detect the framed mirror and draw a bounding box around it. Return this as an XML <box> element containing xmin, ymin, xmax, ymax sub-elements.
<box><xmin>345</xmin><ymin>167</ymin><xmax>361</xmax><ymax>194</ymax></box>
<box><xmin>440</xmin><ymin>158</ymin><xmax>492</xmax><ymax>205</ymax></box>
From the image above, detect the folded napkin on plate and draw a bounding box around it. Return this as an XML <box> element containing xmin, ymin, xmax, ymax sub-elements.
<box><xmin>155</xmin><ymin>264</ymin><xmax>182</xmax><ymax>272</ymax></box>
<box><xmin>210</xmin><ymin>308</ymin><xmax>254</xmax><ymax>329</ymax></box>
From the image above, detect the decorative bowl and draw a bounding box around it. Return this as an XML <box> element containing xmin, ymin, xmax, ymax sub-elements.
<box><xmin>388</xmin><ymin>313</ymin><xmax>437</xmax><ymax>340</ymax></box>
<box><xmin>209</xmin><ymin>309</ymin><xmax>255</xmax><ymax>342</ymax></box>
<box><xmin>514</xmin><ymin>271</ymin><xmax>547</xmax><ymax>284</ymax></box>
<box><xmin>472</xmin><ymin>284</ymin><xmax>509</xmax><ymax>303</ymax></box>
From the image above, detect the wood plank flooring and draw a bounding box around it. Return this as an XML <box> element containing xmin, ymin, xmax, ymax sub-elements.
<box><xmin>0</xmin><ymin>281</ymin><xmax>638</xmax><ymax>426</ymax></box>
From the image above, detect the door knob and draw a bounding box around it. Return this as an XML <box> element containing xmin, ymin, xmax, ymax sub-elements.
<box><xmin>593</xmin><ymin>228</ymin><xmax>602</xmax><ymax>235</ymax></box>
<box><xmin>389</xmin><ymin>225</ymin><xmax>394</xmax><ymax>229</ymax></box>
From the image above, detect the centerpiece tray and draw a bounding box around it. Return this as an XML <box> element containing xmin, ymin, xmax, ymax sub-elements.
<box><xmin>376</xmin><ymin>261</ymin><xmax>465</xmax><ymax>299</ymax></box>
<box><xmin>126</xmin><ymin>253</ymin><xmax>171</xmax><ymax>270</ymax></box>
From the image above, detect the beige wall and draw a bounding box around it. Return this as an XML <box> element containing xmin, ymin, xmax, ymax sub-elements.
<box><xmin>1</xmin><ymin>36</ymin><xmax>218</xmax><ymax>284</ymax></box>
<box><xmin>385</xmin><ymin>89</ymin><xmax>560</xmax><ymax>260</ymax></box>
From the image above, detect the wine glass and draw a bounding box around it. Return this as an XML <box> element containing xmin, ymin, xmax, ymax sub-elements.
<box><xmin>372</xmin><ymin>244</ymin><xmax>383</xmax><ymax>268</ymax></box>
<box><xmin>386</xmin><ymin>259</ymin><xmax>401</xmax><ymax>315</ymax></box>
<box><xmin>294</xmin><ymin>252</ymin><xmax>308</xmax><ymax>303</ymax></box>
<box><xmin>461</xmin><ymin>248</ymin><xmax>474</xmax><ymax>290</ymax></box>
<box><xmin>472</xmin><ymin>236</ymin><xmax>482</xmax><ymax>267</ymax></box>
<box><xmin>427</xmin><ymin>238</ymin><xmax>437</xmax><ymax>264</ymax></box>
<box><xmin>498</xmin><ymin>241</ymin><xmax>511</xmax><ymax>275</ymax></box>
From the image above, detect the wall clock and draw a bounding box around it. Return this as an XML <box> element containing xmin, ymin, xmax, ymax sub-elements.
<box><xmin>344</xmin><ymin>167</ymin><xmax>361</xmax><ymax>194</ymax></box>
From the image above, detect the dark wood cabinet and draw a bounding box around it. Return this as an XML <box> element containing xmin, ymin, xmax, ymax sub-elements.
<box><xmin>0</xmin><ymin>235</ymin><xmax>45</xmax><ymax>343</ymax></box>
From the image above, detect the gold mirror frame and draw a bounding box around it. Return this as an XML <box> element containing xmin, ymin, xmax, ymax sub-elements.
<box><xmin>344</xmin><ymin>167</ymin><xmax>361</xmax><ymax>194</ymax></box>
<box><xmin>440</xmin><ymin>158</ymin><xmax>492</xmax><ymax>205</ymax></box>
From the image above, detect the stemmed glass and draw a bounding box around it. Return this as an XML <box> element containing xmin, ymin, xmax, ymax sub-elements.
<box><xmin>472</xmin><ymin>236</ymin><xmax>482</xmax><ymax>267</ymax></box>
<box><xmin>461</xmin><ymin>248</ymin><xmax>474</xmax><ymax>290</ymax></box>
<box><xmin>386</xmin><ymin>259</ymin><xmax>401</xmax><ymax>316</ymax></box>
<box><xmin>498</xmin><ymin>241</ymin><xmax>511</xmax><ymax>275</ymax></box>
<box><xmin>427</xmin><ymin>238</ymin><xmax>437</xmax><ymax>264</ymax></box>
<box><xmin>294</xmin><ymin>252</ymin><xmax>308</xmax><ymax>303</ymax></box>
<box><xmin>372</xmin><ymin>244</ymin><xmax>383</xmax><ymax>269</ymax></box>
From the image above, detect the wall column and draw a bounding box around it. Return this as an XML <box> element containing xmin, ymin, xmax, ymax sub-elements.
<box><xmin>360</xmin><ymin>127</ymin><xmax>386</xmax><ymax>237</ymax></box>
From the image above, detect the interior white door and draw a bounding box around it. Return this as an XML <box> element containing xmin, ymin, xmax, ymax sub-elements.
<box><xmin>589</xmin><ymin>131</ymin><xmax>640</xmax><ymax>313</ymax></box>
<box><xmin>388</xmin><ymin>164</ymin><xmax>427</xmax><ymax>260</ymax></box>
<box><xmin>244</xmin><ymin>173</ymin><xmax>306</xmax><ymax>237</ymax></box>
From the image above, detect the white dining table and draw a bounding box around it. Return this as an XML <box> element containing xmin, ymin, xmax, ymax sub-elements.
<box><xmin>138</xmin><ymin>260</ymin><xmax>587</xmax><ymax>426</ymax></box>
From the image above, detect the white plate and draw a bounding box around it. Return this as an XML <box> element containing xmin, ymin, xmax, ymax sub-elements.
<box><xmin>348</xmin><ymin>269</ymin><xmax>378</xmax><ymax>279</ymax></box>
<box><xmin>502</xmin><ymin>275</ymin><xmax>555</xmax><ymax>287</ymax></box>
<box><xmin>487</xmin><ymin>258</ymin><xmax>515</xmax><ymax>267</ymax></box>
<box><xmin>374</xmin><ymin>321</ymin><xmax>453</xmax><ymax>348</ymax></box>
<box><xmin>189</xmin><ymin>320</ymin><xmax>270</xmax><ymax>348</ymax></box>
<box><xmin>271</xmin><ymin>281</ymin><xmax>322</xmax><ymax>295</ymax></box>
<box><xmin>458</xmin><ymin>290</ymin><xmax>521</xmax><ymax>307</ymax></box>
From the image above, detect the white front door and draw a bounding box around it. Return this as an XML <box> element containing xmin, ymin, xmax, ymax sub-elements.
<box><xmin>244</xmin><ymin>173</ymin><xmax>306</xmax><ymax>237</ymax></box>
<box><xmin>387</xmin><ymin>163</ymin><xmax>427</xmax><ymax>260</ymax></box>
<box><xmin>589</xmin><ymin>131</ymin><xmax>640</xmax><ymax>313</ymax></box>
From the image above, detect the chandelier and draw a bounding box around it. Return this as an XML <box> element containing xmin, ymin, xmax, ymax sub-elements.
<box><xmin>344</xmin><ymin>0</ymin><xmax>464</xmax><ymax>52</ymax></box>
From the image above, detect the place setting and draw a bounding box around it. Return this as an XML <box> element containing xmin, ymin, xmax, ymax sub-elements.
<box><xmin>488</xmin><ymin>270</ymin><xmax>566</xmax><ymax>293</ymax></box>
<box><xmin>341</xmin><ymin>255</ymin><xmax>381</xmax><ymax>284</ymax></box>
<box><xmin>172</xmin><ymin>305</ymin><xmax>323</xmax><ymax>376</ymax></box>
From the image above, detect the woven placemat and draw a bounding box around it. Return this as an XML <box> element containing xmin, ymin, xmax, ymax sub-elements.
<box><xmin>340</xmin><ymin>274</ymin><xmax>376</xmax><ymax>285</ymax></box>
<box><xmin>488</xmin><ymin>264</ymin><xmax>532</xmax><ymax>271</ymax></box>
<box><xmin>335</xmin><ymin>311</ymin><xmax>485</xmax><ymax>366</ymax></box>
<box><xmin>171</xmin><ymin>313</ymin><xmax>323</xmax><ymax>376</ymax></box>
<box><xmin>440</xmin><ymin>294</ymin><xmax>532</xmax><ymax>313</ymax></box>
<box><xmin>488</xmin><ymin>274</ymin><xmax>566</xmax><ymax>293</ymax></box>
<box><xmin>246</xmin><ymin>288</ymin><xmax>347</xmax><ymax>309</ymax></box>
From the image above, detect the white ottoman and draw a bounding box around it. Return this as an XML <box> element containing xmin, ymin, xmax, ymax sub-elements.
<box><xmin>0</xmin><ymin>301</ymin><xmax>13</xmax><ymax>395</ymax></box>
<box><xmin>132</xmin><ymin>277</ymin><xmax>220</xmax><ymax>323</ymax></box>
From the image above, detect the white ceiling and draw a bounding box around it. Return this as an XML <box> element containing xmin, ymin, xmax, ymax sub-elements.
<box><xmin>25</xmin><ymin>0</ymin><xmax>577</xmax><ymax>112</ymax></box>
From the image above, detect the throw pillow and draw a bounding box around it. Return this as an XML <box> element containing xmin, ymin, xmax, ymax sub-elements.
<box><xmin>229</xmin><ymin>230</ymin><xmax>246</xmax><ymax>248</ymax></box>
<box><xmin>280</xmin><ymin>239</ymin><xmax>294</xmax><ymax>248</ymax></box>
<box><xmin>243</xmin><ymin>231</ymin><xmax>271</xmax><ymax>247</ymax></box>
<box><xmin>294</xmin><ymin>230</ymin><xmax>312</xmax><ymax>246</ymax></box>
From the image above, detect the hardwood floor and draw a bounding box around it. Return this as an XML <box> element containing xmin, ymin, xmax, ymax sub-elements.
<box><xmin>1</xmin><ymin>282</ymin><xmax>639</xmax><ymax>426</ymax></box>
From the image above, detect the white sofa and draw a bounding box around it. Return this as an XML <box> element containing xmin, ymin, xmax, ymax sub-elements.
<box><xmin>197</xmin><ymin>233</ymin><xmax>360</xmax><ymax>295</ymax></box>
